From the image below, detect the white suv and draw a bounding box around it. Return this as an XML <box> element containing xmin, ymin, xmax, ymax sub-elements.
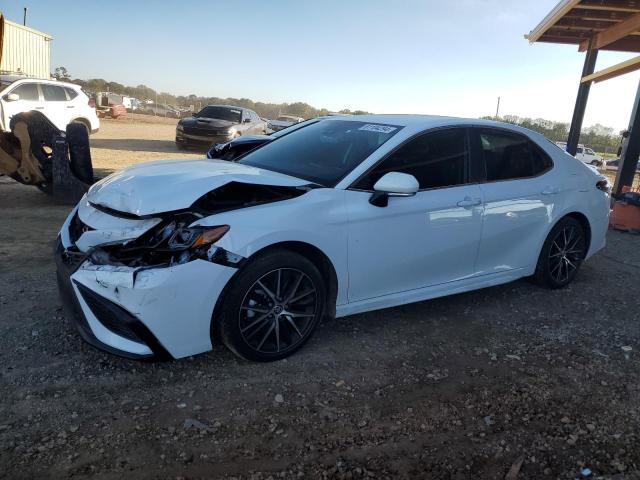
<box><xmin>555</xmin><ymin>142</ymin><xmax>605</xmax><ymax>167</ymax></box>
<box><xmin>0</xmin><ymin>75</ymin><xmax>99</xmax><ymax>134</ymax></box>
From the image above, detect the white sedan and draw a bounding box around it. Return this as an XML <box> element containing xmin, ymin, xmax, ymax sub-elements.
<box><xmin>56</xmin><ymin>115</ymin><xmax>610</xmax><ymax>361</ymax></box>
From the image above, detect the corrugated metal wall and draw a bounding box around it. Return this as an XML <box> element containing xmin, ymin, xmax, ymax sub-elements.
<box><xmin>0</xmin><ymin>20</ymin><xmax>52</xmax><ymax>79</ymax></box>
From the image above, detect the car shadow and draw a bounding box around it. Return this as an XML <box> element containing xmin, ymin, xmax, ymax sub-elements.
<box><xmin>90</xmin><ymin>138</ymin><xmax>190</xmax><ymax>153</ymax></box>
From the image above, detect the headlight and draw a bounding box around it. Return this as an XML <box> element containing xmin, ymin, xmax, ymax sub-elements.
<box><xmin>167</xmin><ymin>225</ymin><xmax>229</xmax><ymax>250</ymax></box>
<box><xmin>94</xmin><ymin>217</ymin><xmax>230</xmax><ymax>268</ymax></box>
<box><xmin>225</xmin><ymin>128</ymin><xmax>236</xmax><ymax>137</ymax></box>
<box><xmin>176</xmin><ymin>124</ymin><xmax>184</xmax><ymax>132</ymax></box>
<box><xmin>147</xmin><ymin>219</ymin><xmax>229</xmax><ymax>251</ymax></box>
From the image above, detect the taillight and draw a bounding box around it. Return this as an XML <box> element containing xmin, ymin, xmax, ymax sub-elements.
<box><xmin>596</xmin><ymin>179</ymin><xmax>610</xmax><ymax>193</ymax></box>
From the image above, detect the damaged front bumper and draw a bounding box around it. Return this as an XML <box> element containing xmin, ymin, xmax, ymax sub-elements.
<box><xmin>55</xmin><ymin>202</ymin><xmax>243</xmax><ymax>360</ymax></box>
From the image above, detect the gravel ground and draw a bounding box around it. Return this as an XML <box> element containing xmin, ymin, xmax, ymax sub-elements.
<box><xmin>1</xmin><ymin>121</ymin><xmax>640</xmax><ymax>479</ymax></box>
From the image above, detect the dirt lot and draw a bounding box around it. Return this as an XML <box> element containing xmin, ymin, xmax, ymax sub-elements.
<box><xmin>90</xmin><ymin>116</ymin><xmax>202</xmax><ymax>175</ymax></box>
<box><xmin>1</xmin><ymin>119</ymin><xmax>640</xmax><ymax>479</ymax></box>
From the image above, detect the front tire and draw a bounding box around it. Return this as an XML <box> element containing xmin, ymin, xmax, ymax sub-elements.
<box><xmin>218</xmin><ymin>250</ymin><xmax>326</xmax><ymax>362</ymax></box>
<box><xmin>534</xmin><ymin>217</ymin><xmax>586</xmax><ymax>289</ymax></box>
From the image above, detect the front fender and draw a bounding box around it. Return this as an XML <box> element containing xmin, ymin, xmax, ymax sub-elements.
<box><xmin>195</xmin><ymin>188</ymin><xmax>349</xmax><ymax>305</ymax></box>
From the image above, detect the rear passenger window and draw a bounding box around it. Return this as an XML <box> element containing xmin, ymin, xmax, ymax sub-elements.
<box><xmin>41</xmin><ymin>84</ymin><xmax>67</xmax><ymax>101</ymax></box>
<box><xmin>64</xmin><ymin>87</ymin><xmax>78</xmax><ymax>100</ymax></box>
<box><xmin>479</xmin><ymin>130</ymin><xmax>552</xmax><ymax>181</ymax></box>
<box><xmin>355</xmin><ymin>128</ymin><xmax>468</xmax><ymax>190</ymax></box>
<box><xmin>11</xmin><ymin>83</ymin><xmax>39</xmax><ymax>101</ymax></box>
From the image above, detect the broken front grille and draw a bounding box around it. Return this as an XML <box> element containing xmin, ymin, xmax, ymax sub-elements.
<box><xmin>69</xmin><ymin>211</ymin><xmax>93</xmax><ymax>244</ymax></box>
<box><xmin>75</xmin><ymin>282</ymin><xmax>143</xmax><ymax>344</ymax></box>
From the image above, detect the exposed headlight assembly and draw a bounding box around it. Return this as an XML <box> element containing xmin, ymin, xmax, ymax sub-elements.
<box><xmin>168</xmin><ymin>225</ymin><xmax>229</xmax><ymax>249</ymax></box>
<box><xmin>94</xmin><ymin>216</ymin><xmax>230</xmax><ymax>268</ymax></box>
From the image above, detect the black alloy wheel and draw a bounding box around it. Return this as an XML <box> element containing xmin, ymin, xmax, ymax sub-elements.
<box><xmin>239</xmin><ymin>268</ymin><xmax>318</xmax><ymax>355</ymax></box>
<box><xmin>535</xmin><ymin>217</ymin><xmax>586</xmax><ymax>288</ymax></box>
<box><xmin>218</xmin><ymin>250</ymin><xmax>326</xmax><ymax>361</ymax></box>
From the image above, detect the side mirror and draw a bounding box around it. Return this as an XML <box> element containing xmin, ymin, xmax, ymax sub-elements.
<box><xmin>4</xmin><ymin>93</ymin><xmax>19</xmax><ymax>102</ymax></box>
<box><xmin>370</xmin><ymin>172</ymin><xmax>419</xmax><ymax>207</ymax></box>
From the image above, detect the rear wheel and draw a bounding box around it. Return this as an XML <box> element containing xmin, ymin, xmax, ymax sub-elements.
<box><xmin>534</xmin><ymin>217</ymin><xmax>586</xmax><ymax>289</ymax></box>
<box><xmin>218</xmin><ymin>250</ymin><xmax>326</xmax><ymax>361</ymax></box>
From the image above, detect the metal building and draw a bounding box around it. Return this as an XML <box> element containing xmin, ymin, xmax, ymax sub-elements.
<box><xmin>0</xmin><ymin>17</ymin><xmax>52</xmax><ymax>79</ymax></box>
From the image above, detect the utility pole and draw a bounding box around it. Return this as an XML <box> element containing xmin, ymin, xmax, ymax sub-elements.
<box><xmin>495</xmin><ymin>96</ymin><xmax>501</xmax><ymax>119</ymax></box>
<box><xmin>23</xmin><ymin>7</ymin><xmax>28</xmax><ymax>26</ymax></box>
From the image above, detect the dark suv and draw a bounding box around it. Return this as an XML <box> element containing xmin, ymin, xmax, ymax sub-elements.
<box><xmin>176</xmin><ymin>105</ymin><xmax>267</xmax><ymax>149</ymax></box>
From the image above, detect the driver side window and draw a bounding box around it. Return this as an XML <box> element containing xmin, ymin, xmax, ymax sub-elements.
<box><xmin>354</xmin><ymin>127</ymin><xmax>469</xmax><ymax>191</ymax></box>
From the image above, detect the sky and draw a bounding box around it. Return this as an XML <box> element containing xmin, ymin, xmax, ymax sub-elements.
<box><xmin>4</xmin><ymin>0</ymin><xmax>638</xmax><ymax>131</ymax></box>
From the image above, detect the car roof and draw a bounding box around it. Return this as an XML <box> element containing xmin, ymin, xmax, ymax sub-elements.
<box><xmin>0</xmin><ymin>75</ymin><xmax>82</xmax><ymax>89</ymax></box>
<box><xmin>320</xmin><ymin>114</ymin><xmax>499</xmax><ymax>128</ymax></box>
<box><xmin>322</xmin><ymin>114</ymin><xmax>552</xmax><ymax>135</ymax></box>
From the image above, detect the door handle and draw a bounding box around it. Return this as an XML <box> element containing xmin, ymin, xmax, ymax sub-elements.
<box><xmin>541</xmin><ymin>186</ymin><xmax>560</xmax><ymax>195</ymax></box>
<box><xmin>457</xmin><ymin>197</ymin><xmax>482</xmax><ymax>208</ymax></box>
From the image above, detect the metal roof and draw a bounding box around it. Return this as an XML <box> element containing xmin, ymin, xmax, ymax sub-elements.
<box><xmin>4</xmin><ymin>19</ymin><xmax>52</xmax><ymax>40</ymax></box>
<box><xmin>527</xmin><ymin>0</ymin><xmax>640</xmax><ymax>52</ymax></box>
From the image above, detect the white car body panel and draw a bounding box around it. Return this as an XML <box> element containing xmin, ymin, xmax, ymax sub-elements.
<box><xmin>56</xmin><ymin>115</ymin><xmax>610</xmax><ymax>359</ymax></box>
<box><xmin>87</xmin><ymin>159</ymin><xmax>309</xmax><ymax>216</ymax></box>
<box><xmin>70</xmin><ymin>259</ymin><xmax>235</xmax><ymax>358</ymax></box>
<box><xmin>344</xmin><ymin>185</ymin><xmax>484</xmax><ymax>301</ymax></box>
<box><xmin>75</xmin><ymin>199</ymin><xmax>162</xmax><ymax>252</ymax></box>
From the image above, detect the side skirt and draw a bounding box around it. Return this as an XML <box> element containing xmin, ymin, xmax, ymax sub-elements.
<box><xmin>336</xmin><ymin>268</ymin><xmax>528</xmax><ymax>318</ymax></box>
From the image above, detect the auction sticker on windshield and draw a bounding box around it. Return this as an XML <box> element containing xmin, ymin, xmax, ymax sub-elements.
<box><xmin>358</xmin><ymin>124</ymin><xmax>398</xmax><ymax>134</ymax></box>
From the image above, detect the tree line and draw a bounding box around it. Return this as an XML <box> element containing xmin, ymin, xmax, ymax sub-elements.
<box><xmin>62</xmin><ymin>74</ymin><xmax>369</xmax><ymax>120</ymax></box>
<box><xmin>53</xmin><ymin>68</ymin><xmax>623</xmax><ymax>152</ymax></box>
<box><xmin>483</xmin><ymin>115</ymin><xmax>623</xmax><ymax>156</ymax></box>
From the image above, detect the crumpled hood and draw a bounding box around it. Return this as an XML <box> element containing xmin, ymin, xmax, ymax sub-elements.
<box><xmin>87</xmin><ymin>159</ymin><xmax>308</xmax><ymax>216</ymax></box>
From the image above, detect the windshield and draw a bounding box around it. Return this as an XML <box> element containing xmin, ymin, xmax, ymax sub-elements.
<box><xmin>196</xmin><ymin>106</ymin><xmax>242</xmax><ymax>123</ymax></box>
<box><xmin>239</xmin><ymin>120</ymin><xmax>402</xmax><ymax>186</ymax></box>
<box><xmin>270</xmin><ymin>118</ymin><xmax>320</xmax><ymax>137</ymax></box>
